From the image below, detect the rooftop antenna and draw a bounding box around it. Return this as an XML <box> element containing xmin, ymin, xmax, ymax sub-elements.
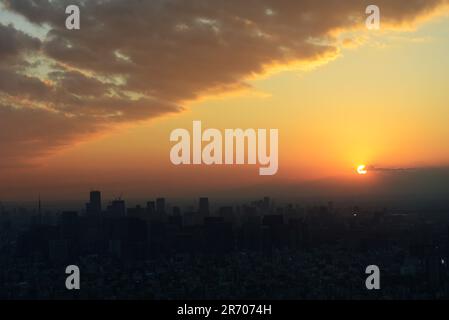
<box><xmin>38</xmin><ymin>194</ymin><xmax>42</xmax><ymax>216</ymax></box>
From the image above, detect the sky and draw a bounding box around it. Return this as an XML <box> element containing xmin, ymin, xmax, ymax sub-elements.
<box><xmin>1</xmin><ymin>0</ymin><xmax>449</xmax><ymax>203</ymax></box>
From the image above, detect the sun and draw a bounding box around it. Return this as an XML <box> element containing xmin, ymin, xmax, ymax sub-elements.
<box><xmin>357</xmin><ymin>165</ymin><xmax>368</xmax><ymax>175</ymax></box>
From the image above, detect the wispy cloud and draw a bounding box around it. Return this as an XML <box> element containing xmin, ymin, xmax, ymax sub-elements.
<box><xmin>367</xmin><ymin>165</ymin><xmax>418</xmax><ymax>173</ymax></box>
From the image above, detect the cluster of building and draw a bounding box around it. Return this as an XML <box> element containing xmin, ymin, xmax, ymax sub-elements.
<box><xmin>0</xmin><ymin>192</ymin><xmax>448</xmax><ymax>299</ymax></box>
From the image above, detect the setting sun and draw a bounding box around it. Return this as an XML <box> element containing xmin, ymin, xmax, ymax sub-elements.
<box><xmin>357</xmin><ymin>165</ymin><xmax>368</xmax><ymax>175</ymax></box>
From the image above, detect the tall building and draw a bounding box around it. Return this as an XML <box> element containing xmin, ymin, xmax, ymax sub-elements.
<box><xmin>60</xmin><ymin>211</ymin><xmax>80</xmax><ymax>241</ymax></box>
<box><xmin>32</xmin><ymin>195</ymin><xmax>43</xmax><ymax>225</ymax></box>
<box><xmin>172</xmin><ymin>206</ymin><xmax>181</xmax><ymax>216</ymax></box>
<box><xmin>38</xmin><ymin>195</ymin><xmax>42</xmax><ymax>216</ymax></box>
<box><xmin>146</xmin><ymin>201</ymin><xmax>156</xmax><ymax>214</ymax></box>
<box><xmin>156</xmin><ymin>198</ymin><xmax>166</xmax><ymax>214</ymax></box>
<box><xmin>86</xmin><ymin>191</ymin><xmax>102</xmax><ymax>215</ymax></box>
<box><xmin>127</xmin><ymin>205</ymin><xmax>145</xmax><ymax>220</ymax></box>
<box><xmin>263</xmin><ymin>196</ymin><xmax>270</xmax><ymax>212</ymax></box>
<box><xmin>90</xmin><ymin>191</ymin><xmax>102</xmax><ymax>213</ymax></box>
<box><xmin>108</xmin><ymin>199</ymin><xmax>126</xmax><ymax>217</ymax></box>
<box><xmin>219</xmin><ymin>206</ymin><xmax>235</xmax><ymax>224</ymax></box>
<box><xmin>199</xmin><ymin>197</ymin><xmax>210</xmax><ymax>217</ymax></box>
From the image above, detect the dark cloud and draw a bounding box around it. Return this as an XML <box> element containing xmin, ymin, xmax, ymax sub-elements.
<box><xmin>0</xmin><ymin>0</ymin><xmax>448</xmax><ymax>166</ymax></box>
<box><xmin>0</xmin><ymin>67</ymin><xmax>50</xmax><ymax>99</ymax></box>
<box><xmin>0</xmin><ymin>103</ymin><xmax>99</xmax><ymax>163</ymax></box>
<box><xmin>367</xmin><ymin>165</ymin><xmax>417</xmax><ymax>173</ymax></box>
<box><xmin>0</xmin><ymin>23</ymin><xmax>40</xmax><ymax>62</ymax></box>
<box><xmin>48</xmin><ymin>70</ymin><xmax>110</xmax><ymax>97</ymax></box>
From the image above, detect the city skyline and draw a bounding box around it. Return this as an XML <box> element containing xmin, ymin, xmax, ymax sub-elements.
<box><xmin>1</xmin><ymin>187</ymin><xmax>448</xmax><ymax>300</ymax></box>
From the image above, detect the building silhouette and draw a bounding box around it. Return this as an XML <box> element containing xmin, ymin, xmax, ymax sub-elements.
<box><xmin>108</xmin><ymin>199</ymin><xmax>126</xmax><ymax>217</ymax></box>
<box><xmin>199</xmin><ymin>197</ymin><xmax>210</xmax><ymax>217</ymax></box>
<box><xmin>156</xmin><ymin>198</ymin><xmax>166</xmax><ymax>215</ymax></box>
<box><xmin>86</xmin><ymin>190</ymin><xmax>102</xmax><ymax>215</ymax></box>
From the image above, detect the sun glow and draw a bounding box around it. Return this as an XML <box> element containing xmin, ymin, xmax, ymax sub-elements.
<box><xmin>357</xmin><ymin>165</ymin><xmax>368</xmax><ymax>175</ymax></box>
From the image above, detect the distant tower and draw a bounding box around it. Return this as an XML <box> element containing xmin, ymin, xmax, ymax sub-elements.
<box><xmin>156</xmin><ymin>198</ymin><xmax>166</xmax><ymax>214</ymax></box>
<box><xmin>199</xmin><ymin>197</ymin><xmax>210</xmax><ymax>217</ymax></box>
<box><xmin>146</xmin><ymin>201</ymin><xmax>156</xmax><ymax>214</ymax></box>
<box><xmin>90</xmin><ymin>191</ymin><xmax>102</xmax><ymax>214</ymax></box>
<box><xmin>263</xmin><ymin>196</ymin><xmax>270</xmax><ymax>211</ymax></box>
<box><xmin>86</xmin><ymin>191</ymin><xmax>102</xmax><ymax>215</ymax></box>
<box><xmin>172</xmin><ymin>206</ymin><xmax>181</xmax><ymax>216</ymax></box>
<box><xmin>108</xmin><ymin>199</ymin><xmax>126</xmax><ymax>217</ymax></box>
<box><xmin>328</xmin><ymin>201</ymin><xmax>334</xmax><ymax>214</ymax></box>
<box><xmin>38</xmin><ymin>194</ymin><xmax>42</xmax><ymax>216</ymax></box>
<box><xmin>34</xmin><ymin>194</ymin><xmax>42</xmax><ymax>225</ymax></box>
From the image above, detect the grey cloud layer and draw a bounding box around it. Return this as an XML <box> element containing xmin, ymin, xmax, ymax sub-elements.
<box><xmin>0</xmin><ymin>0</ymin><xmax>447</xmax><ymax>166</ymax></box>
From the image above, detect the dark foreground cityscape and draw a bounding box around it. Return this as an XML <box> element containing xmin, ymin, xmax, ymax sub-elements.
<box><xmin>0</xmin><ymin>191</ymin><xmax>448</xmax><ymax>300</ymax></box>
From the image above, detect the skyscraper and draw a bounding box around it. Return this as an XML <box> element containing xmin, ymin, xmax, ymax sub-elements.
<box><xmin>263</xmin><ymin>196</ymin><xmax>270</xmax><ymax>212</ymax></box>
<box><xmin>108</xmin><ymin>199</ymin><xmax>126</xmax><ymax>217</ymax></box>
<box><xmin>199</xmin><ymin>197</ymin><xmax>210</xmax><ymax>217</ymax></box>
<box><xmin>86</xmin><ymin>191</ymin><xmax>102</xmax><ymax>215</ymax></box>
<box><xmin>146</xmin><ymin>201</ymin><xmax>156</xmax><ymax>214</ymax></box>
<box><xmin>90</xmin><ymin>191</ymin><xmax>102</xmax><ymax>213</ymax></box>
<box><xmin>156</xmin><ymin>198</ymin><xmax>166</xmax><ymax>214</ymax></box>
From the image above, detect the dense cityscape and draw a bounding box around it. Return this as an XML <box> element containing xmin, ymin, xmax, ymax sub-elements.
<box><xmin>0</xmin><ymin>191</ymin><xmax>448</xmax><ymax>299</ymax></box>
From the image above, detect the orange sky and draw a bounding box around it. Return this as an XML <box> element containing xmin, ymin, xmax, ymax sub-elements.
<box><xmin>1</xmin><ymin>1</ymin><xmax>449</xmax><ymax>202</ymax></box>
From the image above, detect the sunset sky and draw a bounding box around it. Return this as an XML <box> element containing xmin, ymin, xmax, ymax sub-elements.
<box><xmin>1</xmin><ymin>0</ymin><xmax>449</xmax><ymax>203</ymax></box>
